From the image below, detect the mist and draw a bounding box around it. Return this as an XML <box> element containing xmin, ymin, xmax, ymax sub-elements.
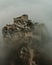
<box><xmin>0</xmin><ymin>0</ymin><xmax>52</xmax><ymax>65</ymax></box>
<box><xmin>0</xmin><ymin>0</ymin><xmax>52</xmax><ymax>34</ymax></box>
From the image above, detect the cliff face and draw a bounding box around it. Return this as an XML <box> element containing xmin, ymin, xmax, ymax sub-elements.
<box><xmin>2</xmin><ymin>14</ymin><xmax>48</xmax><ymax>43</ymax></box>
<box><xmin>2</xmin><ymin>14</ymin><xmax>49</xmax><ymax>65</ymax></box>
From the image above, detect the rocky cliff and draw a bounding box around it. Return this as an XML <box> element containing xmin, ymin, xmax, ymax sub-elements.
<box><xmin>2</xmin><ymin>14</ymin><xmax>49</xmax><ymax>65</ymax></box>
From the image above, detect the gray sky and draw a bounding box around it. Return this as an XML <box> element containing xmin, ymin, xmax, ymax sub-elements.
<box><xmin>0</xmin><ymin>0</ymin><xmax>52</xmax><ymax>34</ymax></box>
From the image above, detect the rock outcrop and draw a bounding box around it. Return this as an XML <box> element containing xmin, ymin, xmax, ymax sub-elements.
<box><xmin>2</xmin><ymin>14</ymin><xmax>49</xmax><ymax>65</ymax></box>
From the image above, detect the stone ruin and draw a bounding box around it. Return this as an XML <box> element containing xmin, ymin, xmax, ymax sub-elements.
<box><xmin>2</xmin><ymin>14</ymin><xmax>49</xmax><ymax>65</ymax></box>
